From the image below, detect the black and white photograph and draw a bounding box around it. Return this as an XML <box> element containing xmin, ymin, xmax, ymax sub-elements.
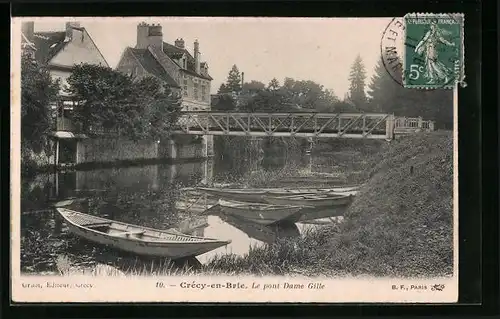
<box><xmin>11</xmin><ymin>16</ymin><xmax>458</xmax><ymax>303</ymax></box>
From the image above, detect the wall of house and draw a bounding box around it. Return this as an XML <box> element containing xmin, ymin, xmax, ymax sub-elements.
<box><xmin>50</xmin><ymin>28</ymin><xmax>108</xmax><ymax>68</ymax></box>
<box><xmin>180</xmin><ymin>71</ymin><xmax>211</xmax><ymax>111</ymax></box>
<box><xmin>76</xmin><ymin>138</ymin><xmax>159</xmax><ymax>164</ymax></box>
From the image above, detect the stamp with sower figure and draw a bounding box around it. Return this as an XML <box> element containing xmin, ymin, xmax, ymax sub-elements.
<box><xmin>403</xmin><ymin>13</ymin><xmax>465</xmax><ymax>89</ymax></box>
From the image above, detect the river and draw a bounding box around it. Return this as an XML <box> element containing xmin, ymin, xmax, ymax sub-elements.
<box><xmin>20</xmin><ymin>138</ymin><xmax>358</xmax><ymax>275</ymax></box>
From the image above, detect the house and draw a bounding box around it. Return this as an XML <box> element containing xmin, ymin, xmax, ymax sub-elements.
<box><xmin>22</xmin><ymin>21</ymin><xmax>109</xmax><ymax>96</ymax></box>
<box><xmin>22</xmin><ymin>20</ymin><xmax>109</xmax><ymax>128</ymax></box>
<box><xmin>116</xmin><ymin>22</ymin><xmax>213</xmax><ymax>111</ymax></box>
<box><xmin>21</xmin><ymin>21</ymin><xmax>110</xmax><ymax>165</ymax></box>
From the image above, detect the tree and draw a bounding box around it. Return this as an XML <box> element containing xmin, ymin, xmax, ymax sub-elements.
<box><xmin>225</xmin><ymin>64</ymin><xmax>242</xmax><ymax>93</ymax></box>
<box><xmin>242</xmin><ymin>80</ymin><xmax>265</xmax><ymax>93</ymax></box>
<box><xmin>212</xmin><ymin>94</ymin><xmax>236</xmax><ymax>111</ymax></box>
<box><xmin>315</xmin><ymin>89</ymin><xmax>340</xmax><ymax>112</ymax></box>
<box><xmin>287</xmin><ymin>79</ymin><xmax>328</xmax><ymax>110</ymax></box>
<box><xmin>283</xmin><ymin>77</ymin><xmax>295</xmax><ymax>90</ymax></box>
<box><xmin>239</xmin><ymin>87</ymin><xmax>292</xmax><ymax>112</ymax></box>
<box><xmin>66</xmin><ymin>64</ymin><xmax>181</xmax><ymax>141</ymax></box>
<box><xmin>217</xmin><ymin>83</ymin><xmax>231</xmax><ymax>94</ymax></box>
<box><xmin>348</xmin><ymin>54</ymin><xmax>367</xmax><ymax>109</ymax></box>
<box><xmin>21</xmin><ymin>53</ymin><xmax>59</xmax><ymax>155</ymax></box>
<box><xmin>268</xmin><ymin>78</ymin><xmax>280</xmax><ymax>91</ymax></box>
<box><xmin>367</xmin><ymin>58</ymin><xmax>403</xmax><ymax>113</ymax></box>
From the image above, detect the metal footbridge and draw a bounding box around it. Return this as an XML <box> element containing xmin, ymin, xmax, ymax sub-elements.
<box><xmin>173</xmin><ymin>111</ymin><xmax>434</xmax><ymax>140</ymax></box>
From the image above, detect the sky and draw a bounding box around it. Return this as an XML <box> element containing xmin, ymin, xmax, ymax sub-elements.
<box><xmin>26</xmin><ymin>17</ymin><xmax>392</xmax><ymax>97</ymax></box>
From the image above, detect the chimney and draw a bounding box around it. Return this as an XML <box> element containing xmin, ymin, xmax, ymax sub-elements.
<box><xmin>194</xmin><ymin>39</ymin><xmax>200</xmax><ymax>74</ymax></box>
<box><xmin>21</xmin><ymin>21</ymin><xmax>34</xmax><ymax>44</ymax></box>
<box><xmin>136</xmin><ymin>22</ymin><xmax>163</xmax><ymax>50</ymax></box>
<box><xmin>65</xmin><ymin>21</ymin><xmax>81</xmax><ymax>41</ymax></box>
<box><xmin>174</xmin><ymin>38</ymin><xmax>185</xmax><ymax>49</ymax></box>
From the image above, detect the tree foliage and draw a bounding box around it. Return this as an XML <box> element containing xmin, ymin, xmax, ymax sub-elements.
<box><xmin>267</xmin><ymin>78</ymin><xmax>280</xmax><ymax>91</ymax></box>
<box><xmin>66</xmin><ymin>64</ymin><xmax>182</xmax><ymax>141</ymax></box>
<box><xmin>236</xmin><ymin>77</ymin><xmax>345</xmax><ymax>112</ymax></box>
<box><xmin>242</xmin><ymin>80</ymin><xmax>266</xmax><ymax>93</ymax></box>
<box><xmin>225</xmin><ymin>64</ymin><xmax>242</xmax><ymax>93</ymax></box>
<box><xmin>217</xmin><ymin>83</ymin><xmax>230</xmax><ymax>94</ymax></box>
<box><xmin>239</xmin><ymin>87</ymin><xmax>292</xmax><ymax>112</ymax></box>
<box><xmin>348</xmin><ymin>54</ymin><xmax>367</xmax><ymax>109</ymax></box>
<box><xmin>21</xmin><ymin>53</ymin><xmax>59</xmax><ymax>154</ymax></box>
<box><xmin>211</xmin><ymin>94</ymin><xmax>236</xmax><ymax>111</ymax></box>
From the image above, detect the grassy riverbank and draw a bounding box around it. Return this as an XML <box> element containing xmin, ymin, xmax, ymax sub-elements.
<box><xmin>206</xmin><ymin>132</ymin><xmax>454</xmax><ymax>277</ymax></box>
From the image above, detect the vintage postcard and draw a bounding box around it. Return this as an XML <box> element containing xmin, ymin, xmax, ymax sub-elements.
<box><xmin>11</xmin><ymin>16</ymin><xmax>460</xmax><ymax>303</ymax></box>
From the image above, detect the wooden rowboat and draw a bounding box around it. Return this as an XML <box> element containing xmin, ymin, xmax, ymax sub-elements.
<box><xmin>218</xmin><ymin>199</ymin><xmax>305</xmax><ymax>225</ymax></box>
<box><xmin>197</xmin><ymin>187</ymin><xmax>268</xmax><ymax>202</ymax></box>
<box><xmin>56</xmin><ymin>208</ymin><xmax>231</xmax><ymax>259</ymax></box>
<box><xmin>263</xmin><ymin>193</ymin><xmax>354</xmax><ymax>207</ymax></box>
<box><xmin>276</xmin><ymin>176</ymin><xmax>347</xmax><ymax>185</ymax></box>
<box><xmin>197</xmin><ymin>186</ymin><xmax>360</xmax><ymax>202</ymax></box>
<box><xmin>50</xmin><ymin>197</ymin><xmax>88</xmax><ymax>208</ymax></box>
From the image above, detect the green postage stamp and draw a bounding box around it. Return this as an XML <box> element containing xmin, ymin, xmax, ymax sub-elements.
<box><xmin>403</xmin><ymin>13</ymin><xmax>464</xmax><ymax>89</ymax></box>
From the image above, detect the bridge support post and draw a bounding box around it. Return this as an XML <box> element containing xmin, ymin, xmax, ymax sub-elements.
<box><xmin>167</xmin><ymin>139</ymin><xmax>177</xmax><ymax>159</ymax></box>
<box><xmin>386</xmin><ymin>114</ymin><xmax>395</xmax><ymax>140</ymax></box>
<box><xmin>201</xmin><ymin>158</ymin><xmax>214</xmax><ymax>185</ymax></box>
<box><xmin>168</xmin><ymin>164</ymin><xmax>177</xmax><ymax>183</ymax></box>
<box><xmin>249</xmin><ymin>137</ymin><xmax>264</xmax><ymax>172</ymax></box>
<box><xmin>201</xmin><ymin>135</ymin><xmax>214</xmax><ymax>158</ymax></box>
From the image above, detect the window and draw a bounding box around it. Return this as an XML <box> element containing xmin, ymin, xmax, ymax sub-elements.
<box><xmin>182</xmin><ymin>58</ymin><xmax>187</xmax><ymax>69</ymax></box>
<box><xmin>183</xmin><ymin>79</ymin><xmax>188</xmax><ymax>96</ymax></box>
<box><xmin>201</xmin><ymin>85</ymin><xmax>206</xmax><ymax>101</ymax></box>
<box><xmin>194</xmin><ymin>82</ymin><xmax>199</xmax><ymax>100</ymax></box>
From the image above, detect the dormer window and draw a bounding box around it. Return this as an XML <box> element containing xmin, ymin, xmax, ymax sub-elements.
<box><xmin>182</xmin><ymin>57</ymin><xmax>187</xmax><ymax>69</ymax></box>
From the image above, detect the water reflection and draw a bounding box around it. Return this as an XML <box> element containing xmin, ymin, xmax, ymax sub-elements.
<box><xmin>218</xmin><ymin>213</ymin><xmax>301</xmax><ymax>244</ymax></box>
<box><xmin>21</xmin><ymin>138</ymin><xmax>352</xmax><ymax>275</ymax></box>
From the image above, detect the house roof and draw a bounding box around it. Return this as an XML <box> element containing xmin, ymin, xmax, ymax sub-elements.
<box><xmin>128</xmin><ymin>48</ymin><xmax>180</xmax><ymax>87</ymax></box>
<box><xmin>162</xmin><ymin>42</ymin><xmax>213</xmax><ymax>80</ymax></box>
<box><xmin>32</xmin><ymin>31</ymin><xmax>67</xmax><ymax>64</ymax></box>
<box><xmin>21</xmin><ymin>32</ymin><xmax>37</xmax><ymax>51</ymax></box>
<box><xmin>31</xmin><ymin>27</ymin><xmax>109</xmax><ymax>67</ymax></box>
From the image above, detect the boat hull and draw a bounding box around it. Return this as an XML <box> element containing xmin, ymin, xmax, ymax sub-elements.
<box><xmin>58</xmin><ymin>209</ymin><xmax>230</xmax><ymax>259</ymax></box>
<box><xmin>197</xmin><ymin>186</ymin><xmax>360</xmax><ymax>202</ymax></box>
<box><xmin>263</xmin><ymin>195</ymin><xmax>354</xmax><ymax>207</ymax></box>
<box><xmin>298</xmin><ymin>205</ymin><xmax>349</xmax><ymax>221</ymax></box>
<box><xmin>218</xmin><ymin>200</ymin><xmax>304</xmax><ymax>225</ymax></box>
<box><xmin>198</xmin><ymin>188</ymin><xmax>267</xmax><ymax>202</ymax></box>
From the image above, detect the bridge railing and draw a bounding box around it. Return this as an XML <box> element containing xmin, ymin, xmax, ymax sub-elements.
<box><xmin>394</xmin><ymin>117</ymin><xmax>434</xmax><ymax>132</ymax></box>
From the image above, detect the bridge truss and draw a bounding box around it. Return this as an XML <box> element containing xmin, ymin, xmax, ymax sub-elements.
<box><xmin>174</xmin><ymin>112</ymin><xmax>398</xmax><ymax>140</ymax></box>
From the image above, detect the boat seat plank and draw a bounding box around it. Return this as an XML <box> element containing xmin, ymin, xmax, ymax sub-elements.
<box><xmin>84</xmin><ymin>222</ymin><xmax>112</xmax><ymax>228</ymax></box>
<box><xmin>112</xmin><ymin>230</ymin><xmax>146</xmax><ymax>236</ymax></box>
